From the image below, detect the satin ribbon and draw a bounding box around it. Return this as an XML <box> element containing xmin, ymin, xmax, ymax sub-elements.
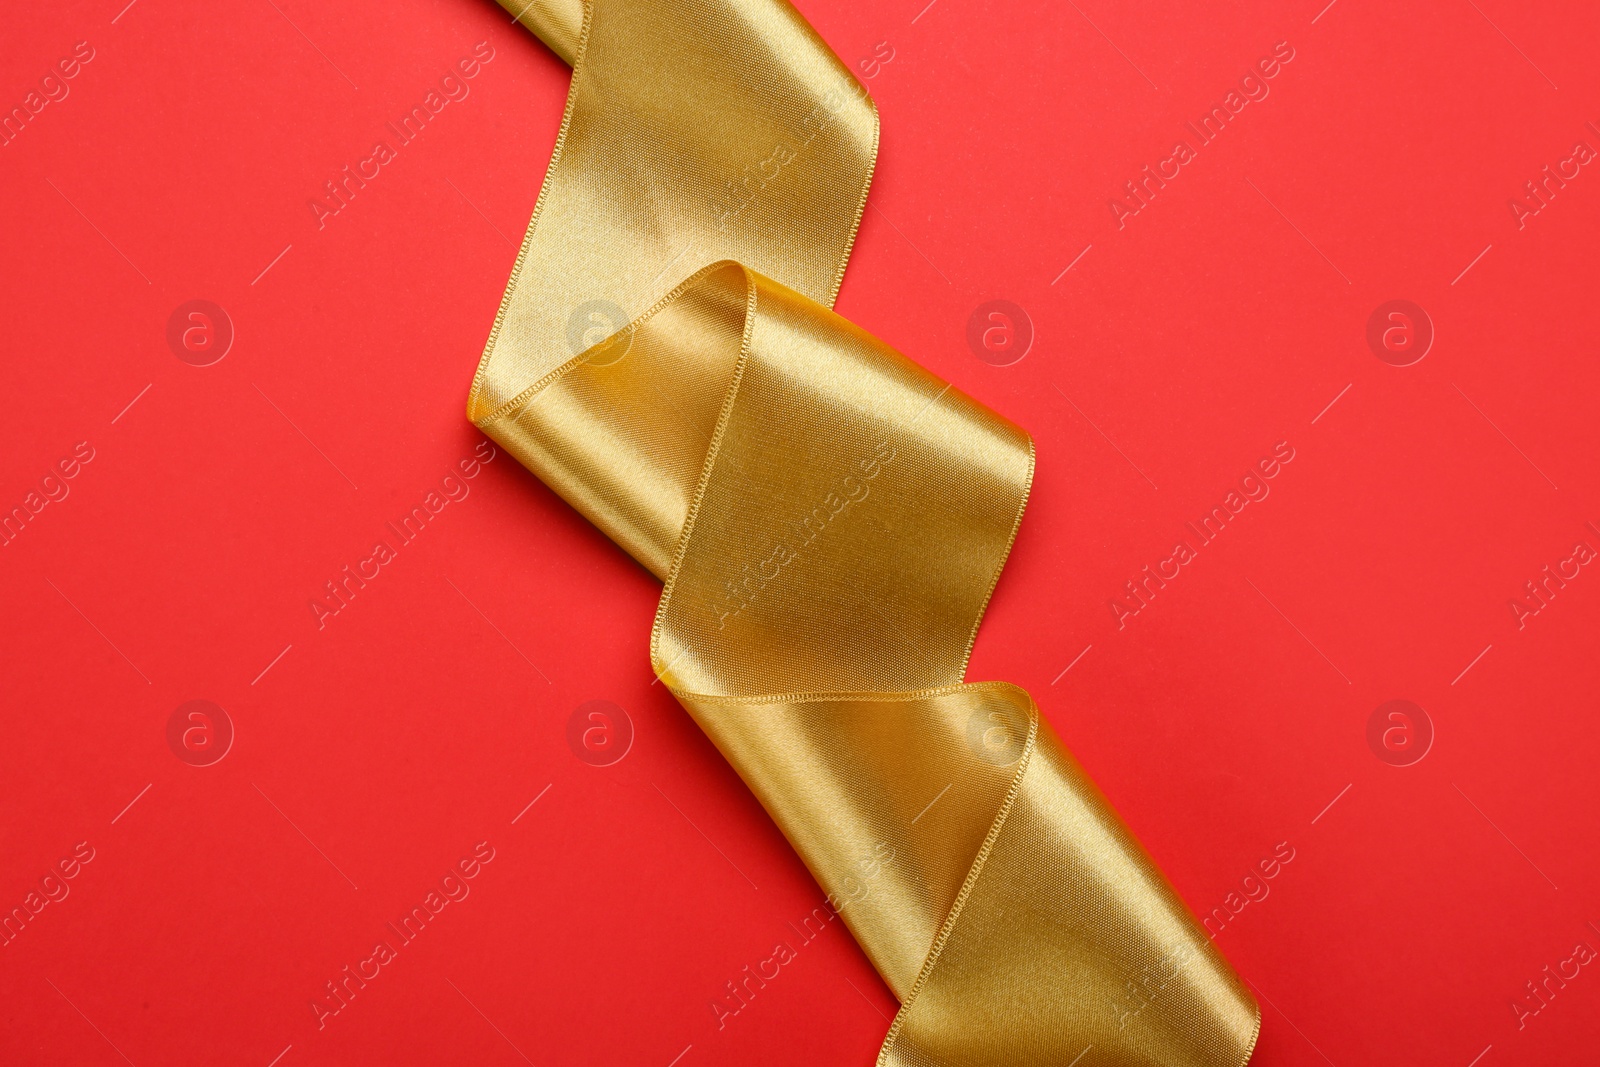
<box><xmin>469</xmin><ymin>1</ymin><xmax>1260</xmax><ymax>1062</ymax></box>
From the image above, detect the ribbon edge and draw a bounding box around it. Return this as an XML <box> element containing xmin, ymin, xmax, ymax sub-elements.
<box><xmin>466</xmin><ymin>0</ymin><xmax>599</xmax><ymax>426</ymax></box>
<box><xmin>873</xmin><ymin>691</ymin><xmax>1041</xmax><ymax>1065</ymax></box>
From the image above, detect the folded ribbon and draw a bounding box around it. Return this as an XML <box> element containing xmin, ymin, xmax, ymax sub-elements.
<box><xmin>468</xmin><ymin>1</ymin><xmax>1260</xmax><ymax>1062</ymax></box>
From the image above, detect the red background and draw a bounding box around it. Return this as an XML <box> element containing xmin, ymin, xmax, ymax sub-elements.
<box><xmin>3</xmin><ymin>0</ymin><xmax>1598</xmax><ymax>1064</ymax></box>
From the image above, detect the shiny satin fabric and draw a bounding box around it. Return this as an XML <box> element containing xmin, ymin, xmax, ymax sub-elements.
<box><xmin>470</xmin><ymin>1</ymin><xmax>1260</xmax><ymax>1063</ymax></box>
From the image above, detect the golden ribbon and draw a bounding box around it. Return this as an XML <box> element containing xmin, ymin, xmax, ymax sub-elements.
<box><xmin>468</xmin><ymin>1</ymin><xmax>1260</xmax><ymax>1062</ymax></box>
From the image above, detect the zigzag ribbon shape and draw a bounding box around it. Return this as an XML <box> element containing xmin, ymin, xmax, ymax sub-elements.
<box><xmin>467</xmin><ymin>1</ymin><xmax>1260</xmax><ymax>1062</ymax></box>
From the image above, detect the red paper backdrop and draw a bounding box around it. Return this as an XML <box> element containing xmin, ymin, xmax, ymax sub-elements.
<box><xmin>3</xmin><ymin>1</ymin><xmax>1598</xmax><ymax>1064</ymax></box>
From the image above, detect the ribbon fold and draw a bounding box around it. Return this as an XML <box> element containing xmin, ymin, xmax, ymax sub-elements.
<box><xmin>470</xmin><ymin>1</ymin><xmax>1260</xmax><ymax>1063</ymax></box>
